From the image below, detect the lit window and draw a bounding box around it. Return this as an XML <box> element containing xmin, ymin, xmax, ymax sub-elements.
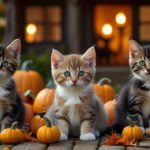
<box><xmin>25</xmin><ymin>6</ymin><xmax>62</xmax><ymax>43</ymax></box>
<box><xmin>93</xmin><ymin>5</ymin><xmax>132</xmax><ymax>66</ymax></box>
<box><xmin>139</xmin><ymin>6</ymin><xmax>150</xmax><ymax>41</ymax></box>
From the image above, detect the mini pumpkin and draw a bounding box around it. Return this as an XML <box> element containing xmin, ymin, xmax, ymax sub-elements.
<box><xmin>122</xmin><ymin>124</ymin><xmax>144</xmax><ymax>141</ymax></box>
<box><xmin>30</xmin><ymin>112</ymin><xmax>46</xmax><ymax>135</ymax></box>
<box><xmin>93</xmin><ymin>77</ymin><xmax>116</xmax><ymax>103</ymax></box>
<box><xmin>33</xmin><ymin>88</ymin><xmax>55</xmax><ymax>114</ymax></box>
<box><xmin>13</xmin><ymin>60</ymin><xmax>45</xmax><ymax>101</ymax></box>
<box><xmin>0</xmin><ymin>122</ymin><xmax>24</xmax><ymax>144</ymax></box>
<box><xmin>104</xmin><ymin>99</ymin><xmax>117</xmax><ymax>126</ymax></box>
<box><xmin>37</xmin><ymin>117</ymin><xmax>60</xmax><ymax>143</ymax></box>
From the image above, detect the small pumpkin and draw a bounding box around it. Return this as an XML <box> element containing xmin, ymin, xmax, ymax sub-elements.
<box><xmin>93</xmin><ymin>77</ymin><xmax>116</xmax><ymax>103</ymax></box>
<box><xmin>0</xmin><ymin>122</ymin><xmax>24</xmax><ymax>144</ymax></box>
<box><xmin>13</xmin><ymin>60</ymin><xmax>45</xmax><ymax>101</ymax></box>
<box><xmin>104</xmin><ymin>99</ymin><xmax>117</xmax><ymax>126</ymax></box>
<box><xmin>37</xmin><ymin>117</ymin><xmax>60</xmax><ymax>143</ymax></box>
<box><xmin>33</xmin><ymin>88</ymin><xmax>55</xmax><ymax>114</ymax></box>
<box><xmin>122</xmin><ymin>119</ymin><xmax>144</xmax><ymax>141</ymax></box>
<box><xmin>24</xmin><ymin>102</ymin><xmax>34</xmax><ymax>124</ymax></box>
<box><xmin>30</xmin><ymin>112</ymin><xmax>46</xmax><ymax>135</ymax></box>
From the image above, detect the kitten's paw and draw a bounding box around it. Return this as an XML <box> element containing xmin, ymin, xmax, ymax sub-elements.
<box><xmin>60</xmin><ymin>133</ymin><xmax>68</xmax><ymax>141</ymax></box>
<box><xmin>80</xmin><ymin>133</ymin><xmax>96</xmax><ymax>140</ymax></box>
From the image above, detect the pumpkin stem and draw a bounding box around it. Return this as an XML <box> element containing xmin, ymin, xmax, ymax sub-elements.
<box><xmin>11</xmin><ymin>121</ymin><xmax>18</xmax><ymax>129</ymax></box>
<box><xmin>43</xmin><ymin>117</ymin><xmax>52</xmax><ymax>127</ymax></box>
<box><xmin>98</xmin><ymin>77</ymin><xmax>112</xmax><ymax>85</ymax></box>
<box><xmin>21</xmin><ymin>60</ymin><xmax>33</xmax><ymax>71</ymax></box>
<box><xmin>39</xmin><ymin>112</ymin><xmax>46</xmax><ymax>118</ymax></box>
<box><xmin>24</xmin><ymin>90</ymin><xmax>34</xmax><ymax>102</ymax></box>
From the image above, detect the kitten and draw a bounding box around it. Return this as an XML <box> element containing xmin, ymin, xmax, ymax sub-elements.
<box><xmin>0</xmin><ymin>39</ymin><xmax>25</xmax><ymax>130</ymax></box>
<box><xmin>45</xmin><ymin>46</ymin><xmax>107</xmax><ymax>140</ymax></box>
<box><xmin>115</xmin><ymin>40</ymin><xmax>150</xmax><ymax>132</ymax></box>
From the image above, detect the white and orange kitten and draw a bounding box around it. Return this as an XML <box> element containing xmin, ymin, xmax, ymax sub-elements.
<box><xmin>45</xmin><ymin>46</ymin><xmax>107</xmax><ymax>140</ymax></box>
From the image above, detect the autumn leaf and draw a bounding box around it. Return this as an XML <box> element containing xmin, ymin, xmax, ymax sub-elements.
<box><xmin>22</xmin><ymin>131</ymin><xmax>37</xmax><ymax>142</ymax></box>
<box><xmin>103</xmin><ymin>132</ymin><xmax>137</xmax><ymax>146</ymax></box>
<box><xmin>117</xmin><ymin>136</ymin><xmax>137</xmax><ymax>146</ymax></box>
<box><xmin>104</xmin><ymin>132</ymin><xmax>120</xmax><ymax>145</ymax></box>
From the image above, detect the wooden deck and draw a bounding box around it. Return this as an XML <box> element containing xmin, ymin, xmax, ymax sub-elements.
<box><xmin>1</xmin><ymin>137</ymin><xmax>150</xmax><ymax>150</ymax></box>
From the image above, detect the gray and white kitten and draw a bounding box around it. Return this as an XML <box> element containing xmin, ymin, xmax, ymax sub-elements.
<box><xmin>115</xmin><ymin>40</ymin><xmax>150</xmax><ymax>132</ymax></box>
<box><xmin>0</xmin><ymin>39</ymin><xmax>25</xmax><ymax>130</ymax></box>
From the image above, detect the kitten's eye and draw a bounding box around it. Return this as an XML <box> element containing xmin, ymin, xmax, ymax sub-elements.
<box><xmin>64</xmin><ymin>71</ymin><xmax>71</xmax><ymax>77</ymax></box>
<box><xmin>78</xmin><ymin>71</ymin><xmax>85</xmax><ymax>77</ymax></box>
<box><xmin>139</xmin><ymin>60</ymin><xmax>146</xmax><ymax>66</ymax></box>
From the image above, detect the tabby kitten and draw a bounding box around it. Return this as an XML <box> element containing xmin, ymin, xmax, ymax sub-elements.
<box><xmin>115</xmin><ymin>40</ymin><xmax>150</xmax><ymax>132</ymax></box>
<box><xmin>0</xmin><ymin>39</ymin><xmax>25</xmax><ymax>130</ymax></box>
<box><xmin>45</xmin><ymin>47</ymin><xmax>107</xmax><ymax>140</ymax></box>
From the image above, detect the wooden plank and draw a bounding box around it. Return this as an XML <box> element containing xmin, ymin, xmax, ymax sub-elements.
<box><xmin>11</xmin><ymin>142</ymin><xmax>47</xmax><ymax>150</ymax></box>
<box><xmin>98</xmin><ymin>145</ymin><xmax>125</xmax><ymax>150</ymax></box>
<box><xmin>0</xmin><ymin>145</ymin><xmax>14</xmax><ymax>150</ymax></box>
<box><xmin>127</xmin><ymin>147</ymin><xmax>148</xmax><ymax>150</ymax></box>
<box><xmin>73</xmin><ymin>140</ymin><xmax>100</xmax><ymax>150</ymax></box>
<box><xmin>47</xmin><ymin>140</ymin><xmax>74</xmax><ymax>150</ymax></box>
<box><xmin>138</xmin><ymin>137</ymin><xmax>150</xmax><ymax>147</ymax></box>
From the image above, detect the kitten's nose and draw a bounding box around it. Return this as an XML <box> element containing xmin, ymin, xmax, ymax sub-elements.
<box><xmin>72</xmin><ymin>80</ymin><xmax>77</xmax><ymax>85</ymax></box>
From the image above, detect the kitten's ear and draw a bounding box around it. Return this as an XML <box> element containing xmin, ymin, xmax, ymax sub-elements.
<box><xmin>7</xmin><ymin>39</ymin><xmax>21</xmax><ymax>53</ymax></box>
<box><xmin>51</xmin><ymin>49</ymin><xmax>64</xmax><ymax>68</ymax></box>
<box><xmin>81</xmin><ymin>46</ymin><xmax>96</xmax><ymax>67</ymax></box>
<box><xmin>129</xmin><ymin>40</ymin><xmax>143</xmax><ymax>58</ymax></box>
<box><xmin>6</xmin><ymin>39</ymin><xmax>21</xmax><ymax>64</ymax></box>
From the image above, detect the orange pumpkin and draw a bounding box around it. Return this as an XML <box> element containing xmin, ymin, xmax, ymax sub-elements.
<box><xmin>30</xmin><ymin>112</ymin><xmax>46</xmax><ymax>135</ymax></box>
<box><xmin>122</xmin><ymin>125</ymin><xmax>144</xmax><ymax>141</ymax></box>
<box><xmin>33</xmin><ymin>88</ymin><xmax>55</xmax><ymax>114</ymax></box>
<box><xmin>0</xmin><ymin>122</ymin><xmax>24</xmax><ymax>144</ymax></box>
<box><xmin>93</xmin><ymin>77</ymin><xmax>116</xmax><ymax>103</ymax></box>
<box><xmin>37</xmin><ymin>117</ymin><xmax>60</xmax><ymax>143</ymax></box>
<box><xmin>104</xmin><ymin>99</ymin><xmax>117</xmax><ymax>126</ymax></box>
<box><xmin>13</xmin><ymin>60</ymin><xmax>45</xmax><ymax>101</ymax></box>
<box><xmin>24</xmin><ymin>103</ymin><xmax>34</xmax><ymax>124</ymax></box>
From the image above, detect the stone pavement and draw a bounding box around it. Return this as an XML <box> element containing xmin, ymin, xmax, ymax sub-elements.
<box><xmin>1</xmin><ymin>137</ymin><xmax>150</xmax><ymax>150</ymax></box>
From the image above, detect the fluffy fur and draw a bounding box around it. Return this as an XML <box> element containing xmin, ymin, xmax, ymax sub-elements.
<box><xmin>0</xmin><ymin>39</ymin><xmax>25</xmax><ymax>130</ymax></box>
<box><xmin>115</xmin><ymin>40</ymin><xmax>150</xmax><ymax>132</ymax></box>
<box><xmin>45</xmin><ymin>47</ymin><xmax>107</xmax><ymax>140</ymax></box>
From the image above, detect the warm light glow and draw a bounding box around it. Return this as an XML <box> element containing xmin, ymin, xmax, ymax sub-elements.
<box><xmin>115</xmin><ymin>12</ymin><xmax>126</xmax><ymax>27</ymax></box>
<box><xmin>101</xmin><ymin>24</ymin><xmax>113</xmax><ymax>38</ymax></box>
<box><xmin>25</xmin><ymin>24</ymin><xmax>37</xmax><ymax>43</ymax></box>
<box><xmin>26</xmin><ymin>24</ymin><xmax>37</xmax><ymax>35</ymax></box>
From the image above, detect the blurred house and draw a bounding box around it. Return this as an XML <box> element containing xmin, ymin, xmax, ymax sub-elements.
<box><xmin>1</xmin><ymin>0</ymin><xmax>150</xmax><ymax>84</ymax></box>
